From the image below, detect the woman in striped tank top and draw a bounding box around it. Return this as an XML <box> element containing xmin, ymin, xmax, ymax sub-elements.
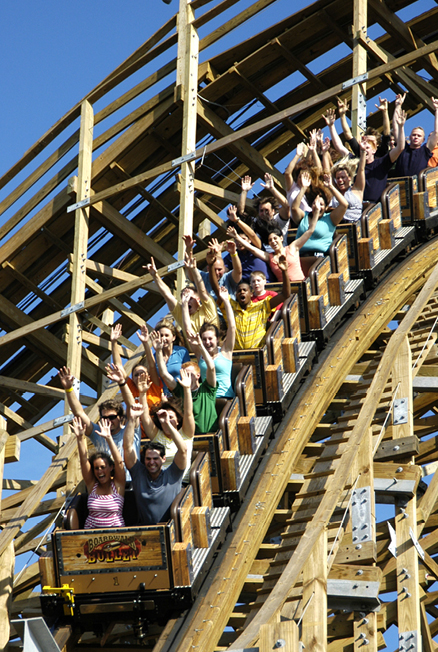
<box><xmin>70</xmin><ymin>416</ymin><xmax>125</xmax><ymax>528</ymax></box>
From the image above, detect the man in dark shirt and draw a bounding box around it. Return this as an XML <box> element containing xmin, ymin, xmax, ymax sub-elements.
<box><xmin>363</xmin><ymin>109</ymin><xmax>406</xmax><ymax>203</ymax></box>
<box><xmin>393</xmin><ymin>97</ymin><xmax>438</xmax><ymax>177</ymax></box>
<box><xmin>123</xmin><ymin>404</ymin><xmax>188</xmax><ymax>525</ymax></box>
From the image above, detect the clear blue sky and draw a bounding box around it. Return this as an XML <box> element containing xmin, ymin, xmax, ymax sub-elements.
<box><xmin>1</xmin><ymin>4</ymin><xmax>436</xmax><ymax>647</ymax></box>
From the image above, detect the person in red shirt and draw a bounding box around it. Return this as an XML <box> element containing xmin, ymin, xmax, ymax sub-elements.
<box><xmin>250</xmin><ymin>270</ymin><xmax>281</xmax><ymax>323</ymax></box>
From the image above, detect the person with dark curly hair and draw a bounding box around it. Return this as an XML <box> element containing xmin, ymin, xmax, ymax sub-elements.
<box><xmin>70</xmin><ymin>416</ymin><xmax>125</xmax><ymax>529</ymax></box>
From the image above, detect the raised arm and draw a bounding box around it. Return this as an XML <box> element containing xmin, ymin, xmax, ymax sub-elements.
<box><xmin>260</xmin><ymin>173</ymin><xmax>289</xmax><ymax>220</ymax></box>
<box><xmin>307</xmin><ymin>129</ymin><xmax>323</xmax><ymax>173</ymax></box>
<box><xmin>137</xmin><ymin>325</ymin><xmax>160</xmax><ymax>386</ymax></box>
<box><xmin>150</xmin><ymin>330</ymin><xmax>177</xmax><ymax>391</ymax></box>
<box><xmin>187</xmin><ymin>331</ymin><xmax>216</xmax><ymax>389</ymax></box>
<box><xmin>226</xmin><ymin>226</ymin><xmax>269</xmax><ymax>263</ymax></box>
<box><xmin>292</xmin><ymin>209</ymin><xmax>318</xmax><ymax>252</ymax></box>
<box><xmin>181</xmin><ymin>289</ymin><xmax>194</xmax><ymax>336</ymax></box>
<box><xmin>323</xmin><ymin>107</ymin><xmax>349</xmax><ymax>157</ymax></box>
<box><xmin>218</xmin><ymin>286</ymin><xmax>236</xmax><ymax>355</ymax></box>
<box><xmin>224</xmin><ymin>238</ymin><xmax>242</xmax><ymax>284</ymax></box>
<box><xmin>238</xmin><ymin>175</ymin><xmax>255</xmax><ymax>214</ymax></box>
<box><xmin>95</xmin><ymin>418</ymin><xmax>126</xmax><ymax>493</ymax></box>
<box><xmin>270</xmin><ymin>254</ymin><xmax>291</xmax><ymax>309</ymax></box>
<box><xmin>123</xmin><ymin>403</ymin><xmax>143</xmax><ymax>470</ymax></box>
<box><xmin>106</xmin><ymin>363</ymin><xmax>136</xmax><ymax>408</ymax></box>
<box><xmin>392</xmin><ymin>93</ymin><xmax>406</xmax><ymax>137</ymax></box>
<box><xmin>146</xmin><ymin>257</ymin><xmax>177</xmax><ymax>312</ymax></box>
<box><xmin>227</xmin><ymin>205</ymin><xmax>261</xmax><ymax>248</ymax></box>
<box><xmin>284</xmin><ymin>142</ymin><xmax>307</xmax><ymax>192</ymax></box>
<box><xmin>184</xmin><ymin>251</ymin><xmax>210</xmax><ymax>303</ymax></box>
<box><xmin>376</xmin><ymin>97</ymin><xmax>390</xmax><ymax>136</ymax></box>
<box><xmin>110</xmin><ymin>324</ymin><xmax>125</xmax><ymax>372</ymax></box>
<box><xmin>351</xmin><ymin>141</ymin><xmax>367</xmax><ymax>196</ymax></box>
<box><xmin>390</xmin><ymin>109</ymin><xmax>407</xmax><ymax>163</ymax></box>
<box><xmin>428</xmin><ymin>97</ymin><xmax>438</xmax><ymax>150</ymax></box>
<box><xmin>58</xmin><ymin>367</ymin><xmax>92</xmax><ymax>436</ymax></box>
<box><xmin>337</xmin><ymin>97</ymin><xmax>353</xmax><ymax>141</ymax></box>
<box><xmin>290</xmin><ymin>170</ymin><xmax>311</xmax><ymax>225</ymax></box>
<box><xmin>176</xmin><ymin>368</ymin><xmax>195</xmax><ymax>440</ymax></box>
<box><xmin>70</xmin><ymin>416</ymin><xmax>94</xmax><ymax>490</ymax></box>
<box><xmin>324</xmin><ymin>173</ymin><xmax>348</xmax><ymax>226</ymax></box>
<box><xmin>137</xmin><ymin>372</ymin><xmax>158</xmax><ymax>440</ymax></box>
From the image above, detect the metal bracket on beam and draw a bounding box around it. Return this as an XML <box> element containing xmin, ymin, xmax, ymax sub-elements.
<box><xmin>53</xmin><ymin>414</ymin><xmax>75</xmax><ymax>428</ymax></box>
<box><xmin>172</xmin><ymin>151</ymin><xmax>198</xmax><ymax>167</ymax></box>
<box><xmin>167</xmin><ymin>259</ymin><xmax>186</xmax><ymax>272</ymax></box>
<box><xmin>342</xmin><ymin>72</ymin><xmax>368</xmax><ymax>89</ymax></box>
<box><xmin>67</xmin><ymin>197</ymin><xmax>91</xmax><ymax>213</ymax></box>
<box><xmin>351</xmin><ymin>486</ymin><xmax>372</xmax><ymax>545</ymax></box>
<box><xmin>399</xmin><ymin>630</ymin><xmax>419</xmax><ymax>652</ymax></box>
<box><xmin>393</xmin><ymin>398</ymin><xmax>408</xmax><ymax>425</ymax></box>
<box><xmin>60</xmin><ymin>301</ymin><xmax>85</xmax><ymax>317</ymax></box>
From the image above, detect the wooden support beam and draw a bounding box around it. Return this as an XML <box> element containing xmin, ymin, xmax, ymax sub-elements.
<box><xmin>351</xmin><ymin>0</ymin><xmax>367</xmax><ymax>137</ymax></box>
<box><xmin>391</xmin><ymin>336</ymin><xmax>413</xmax><ymax>441</ymax></box>
<box><xmin>357</xmin><ymin>33</ymin><xmax>438</xmax><ymax>108</ymax></box>
<box><xmin>176</xmin><ymin>0</ymin><xmax>199</xmax><ymax>295</ymax></box>
<box><xmin>64</xmin><ymin>100</ymin><xmax>94</xmax><ymax>496</ymax></box>
<box><xmin>301</xmin><ymin>528</ymin><xmax>327</xmax><ymax>652</ymax></box>
<box><xmin>396</xmin><ymin>494</ymin><xmax>421</xmax><ymax>647</ymax></box>
<box><xmin>0</xmin><ymin>416</ymin><xmax>13</xmax><ymax>650</ymax></box>
<box><xmin>368</xmin><ymin>0</ymin><xmax>438</xmax><ymax>74</ymax></box>
<box><xmin>2</xmin><ymin>262</ymin><xmax>63</xmax><ymax>311</ymax></box>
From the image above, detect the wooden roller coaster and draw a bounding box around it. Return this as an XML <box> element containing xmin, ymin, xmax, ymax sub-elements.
<box><xmin>3</xmin><ymin>0</ymin><xmax>438</xmax><ymax>650</ymax></box>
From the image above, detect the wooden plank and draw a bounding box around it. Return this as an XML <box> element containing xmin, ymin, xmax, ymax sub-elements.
<box><xmin>301</xmin><ymin>528</ymin><xmax>327</xmax><ymax>652</ymax></box>
<box><xmin>0</xmin><ymin>416</ymin><xmax>13</xmax><ymax>650</ymax></box>
<box><xmin>392</xmin><ymin>336</ymin><xmax>413</xmax><ymax>440</ymax></box>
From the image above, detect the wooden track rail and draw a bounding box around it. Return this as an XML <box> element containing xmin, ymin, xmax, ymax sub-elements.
<box><xmin>164</xmin><ymin>238</ymin><xmax>438</xmax><ymax>652</ymax></box>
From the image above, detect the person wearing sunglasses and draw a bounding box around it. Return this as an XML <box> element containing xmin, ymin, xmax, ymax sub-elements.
<box><xmin>58</xmin><ymin>366</ymin><xmax>141</xmax><ymax>481</ymax></box>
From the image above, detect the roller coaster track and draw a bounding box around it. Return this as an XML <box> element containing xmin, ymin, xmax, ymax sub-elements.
<box><xmin>148</xmin><ymin>237</ymin><xmax>438</xmax><ymax>652</ymax></box>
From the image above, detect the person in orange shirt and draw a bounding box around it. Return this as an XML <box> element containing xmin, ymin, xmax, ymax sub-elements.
<box><xmin>110</xmin><ymin>324</ymin><xmax>163</xmax><ymax>438</ymax></box>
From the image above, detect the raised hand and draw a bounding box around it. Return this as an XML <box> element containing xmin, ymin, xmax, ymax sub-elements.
<box><xmin>156</xmin><ymin>409</ymin><xmax>171</xmax><ymax>427</ymax></box>
<box><xmin>296</xmin><ymin>142</ymin><xmax>307</xmax><ymax>158</ymax></box>
<box><xmin>70</xmin><ymin>415</ymin><xmax>86</xmax><ymax>439</ymax></box>
<box><xmin>260</xmin><ymin>173</ymin><xmax>275</xmax><ymax>191</ymax></box>
<box><xmin>96</xmin><ymin>418</ymin><xmax>112</xmax><ymax>441</ymax></box>
<box><xmin>308</xmin><ymin>129</ymin><xmax>318</xmax><ymax>150</ymax></box>
<box><xmin>227</xmin><ymin>225</ymin><xmax>239</xmax><ymax>239</ymax></box>
<box><xmin>396</xmin><ymin>109</ymin><xmax>407</xmax><ymax>126</ymax></box>
<box><xmin>323</xmin><ymin>173</ymin><xmax>333</xmax><ymax>188</ymax></box>
<box><xmin>337</xmin><ymin>97</ymin><xmax>349</xmax><ymax>116</ymax></box>
<box><xmin>395</xmin><ymin>93</ymin><xmax>406</xmax><ymax>108</ymax></box>
<box><xmin>431</xmin><ymin>97</ymin><xmax>438</xmax><ymax>111</ymax></box>
<box><xmin>226</xmin><ymin>239</ymin><xmax>237</xmax><ymax>256</ymax></box>
<box><xmin>219</xmin><ymin>285</ymin><xmax>230</xmax><ymax>301</ymax></box>
<box><xmin>241</xmin><ymin>175</ymin><xmax>254</xmax><ymax>192</ymax></box>
<box><xmin>136</xmin><ymin>371</ymin><xmax>151</xmax><ymax>395</ymax></box>
<box><xmin>58</xmin><ymin>366</ymin><xmax>74</xmax><ymax>390</ymax></box>
<box><xmin>145</xmin><ymin>256</ymin><xmax>158</xmax><ymax>279</ymax></box>
<box><xmin>182</xmin><ymin>234</ymin><xmax>195</xmax><ymax>253</ymax></box>
<box><xmin>208</xmin><ymin>237</ymin><xmax>222</xmax><ymax>256</ymax></box>
<box><xmin>185</xmin><ymin>329</ymin><xmax>202</xmax><ymax>350</ymax></box>
<box><xmin>129</xmin><ymin>402</ymin><xmax>145</xmax><ymax>420</ymax></box>
<box><xmin>299</xmin><ymin>170</ymin><xmax>312</xmax><ymax>188</ymax></box>
<box><xmin>150</xmin><ymin>330</ymin><xmax>163</xmax><ymax>351</ymax></box>
<box><xmin>137</xmin><ymin>324</ymin><xmax>149</xmax><ymax>344</ymax></box>
<box><xmin>110</xmin><ymin>324</ymin><xmax>122</xmax><ymax>342</ymax></box>
<box><xmin>106</xmin><ymin>362</ymin><xmax>126</xmax><ymax>384</ymax></box>
<box><xmin>321</xmin><ymin>136</ymin><xmax>331</xmax><ymax>152</ymax></box>
<box><xmin>277</xmin><ymin>254</ymin><xmax>288</xmax><ymax>272</ymax></box>
<box><xmin>184</xmin><ymin>251</ymin><xmax>197</xmax><ymax>270</ymax></box>
<box><xmin>375</xmin><ymin>97</ymin><xmax>388</xmax><ymax>112</ymax></box>
<box><xmin>323</xmin><ymin>107</ymin><xmax>336</xmax><ymax>126</ymax></box>
<box><xmin>227</xmin><ymin>205</ymin><xmax>238</xmax><ymax>221</ymax></box>
<box><xmin>177</xmin><ymin>367</ymin><xmax>191</xmax><ymax>390</ymax></box>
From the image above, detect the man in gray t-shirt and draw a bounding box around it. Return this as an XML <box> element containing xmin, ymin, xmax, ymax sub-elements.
<box><xmin>123</xmin><ymin>404</ymin><xmax>188</xmax><ymax>525</ymax></box>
